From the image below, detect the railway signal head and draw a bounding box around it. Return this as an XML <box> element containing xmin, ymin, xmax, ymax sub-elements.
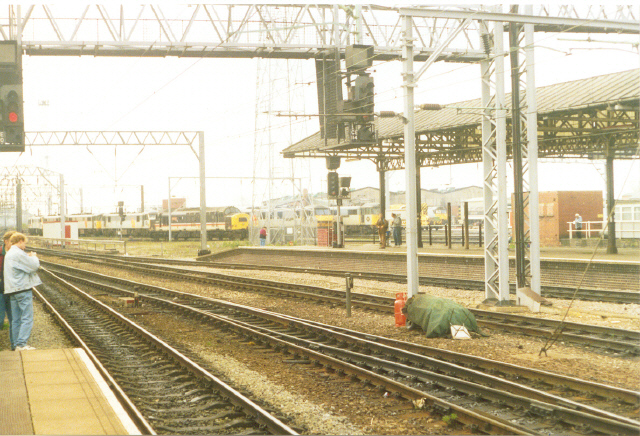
<box><xmin>0</xmin><ymin>88</ymin><xmax>25</xmax><ymax>151</ymax></box>
<box><xmin>327</xmin><ymin>171</ymin><xmax>340</xmax><ymax>199</ymax></box>
<box><xmin>354</xmin><ymin>75</ymin><xmax>374</xmax><ymax>123</ymax></box>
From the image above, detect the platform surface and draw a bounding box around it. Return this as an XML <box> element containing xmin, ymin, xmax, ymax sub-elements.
<box><xmin>0</xmin><ymin>348</ymin><xmax>140</xmax><ymax>435</ymax></box>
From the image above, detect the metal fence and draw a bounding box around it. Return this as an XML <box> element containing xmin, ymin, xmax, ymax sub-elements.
<box><xmin>28</xmin><ymin>236</ymin><xmax>127</xmax><ymax>254</ymax></box>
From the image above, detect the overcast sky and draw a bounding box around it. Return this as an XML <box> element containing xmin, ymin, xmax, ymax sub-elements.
<box><xmin>6</xmin><ymin>6</ymin><xmax>640</xmax><ymax>214</ymax></box>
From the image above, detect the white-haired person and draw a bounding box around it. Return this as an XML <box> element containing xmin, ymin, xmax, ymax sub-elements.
<box><xmin>4</xmin><ymin>232</ymin><xmax>42</xmax><ymax>351</ymax></box>
<box><xmin>573</xmin><ymin>213</ymin><xmax>583</xmax><ymax>239</ymax></box>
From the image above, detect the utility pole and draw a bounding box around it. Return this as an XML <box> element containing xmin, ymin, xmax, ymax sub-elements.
<box><xmin>16</xmin><ymin>178</ymin><xmax>22</xmax><ymax>232</ymax></box>
<box><xmin>60</xmin><ymin>174</ymin><xmax>65</xmax><ymax>239</ymax></box>
<box><xmin>509</xmin><ymin>20</ymin><xmax>527</xmax><ymax>289</ymax></box>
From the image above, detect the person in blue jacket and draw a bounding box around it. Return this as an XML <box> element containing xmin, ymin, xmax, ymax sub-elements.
<box><xmin>4</xmin><ymin>232</ymin><xmax>42</xmax><ymax>351</ymax></box>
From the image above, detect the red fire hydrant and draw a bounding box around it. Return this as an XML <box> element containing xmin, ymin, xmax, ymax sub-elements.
<box><xmin>394</xmin><ymin>292</ymin><xmax>407</xmax><ymax>327</ymax></box>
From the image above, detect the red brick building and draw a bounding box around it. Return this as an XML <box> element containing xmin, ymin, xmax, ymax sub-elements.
<box><xmin>162</xmin><ymin>197</ymin><xmax>186</xmax><ymax>211</ymax></box>
<box><xmin>511</xmin><ymin>191</ymin><xmax>603</xmax><ymax>246</ymax></box>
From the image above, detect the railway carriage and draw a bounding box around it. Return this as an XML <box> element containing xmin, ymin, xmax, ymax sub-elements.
<box><xmin>26</xmin><ymin>205</ymin><xmax>250</xmax><ymax>241</ymax></box>
<box><xmin>331</xmin><ymin>203</ymin><xmax>381</xmax><ymax>236</ymax></box>
<box><xmin>27</xmin><ymin>216</ymin><xmax>43</xmax><ymax>236</ymax></box>
<box><xmin>100</xmin><ymin>212</ymin><xmax>151</xmax><ymax>237</ymax></box>
<box><xmin>74</xmin><ymin>213</ymin><xmax>102</xmax><ymax>236</ymax></box>
<box><xmin>151</xmin><ymin>206</ymin><xmax>246</xmax><ymax>240</ymax></box>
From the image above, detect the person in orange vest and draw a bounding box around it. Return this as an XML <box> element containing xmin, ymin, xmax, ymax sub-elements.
<box><xmin>375</xmin><ymin>216</ymin><xmax>388</xmax><ymax>249</ymax></box>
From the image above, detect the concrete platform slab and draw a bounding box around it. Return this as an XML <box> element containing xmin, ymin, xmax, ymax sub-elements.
<box><xmin>0</xmin><ymin>350</ymin><xmax>33</xmax><ymax>435</ymax></box>
<box><xmin>0</xmin><ymin>349</ymin><xmax>141</xmax><ymax>435</ymax></box>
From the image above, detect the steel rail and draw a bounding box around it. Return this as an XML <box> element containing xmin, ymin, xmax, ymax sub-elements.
<box><xmin>266</xmin><ymin>311</ymin><xmax>640</xmax><ymax>407</ymax></box>
<box><xmin>32</xmin><ymin>248</ymin><xmax>638</xmax><ymax>303</ymax></box>
<box><xmin>38</xmin><ymin>268</ymin><xmax>298</xmax><ymax>436</ymax></box>
<box><xmin>31</xmin><ymin>286</ymin><xmax>157</xmax><ymax>435</ymax></box>
<box><xmin>40</xmin><ymin>262</ymin><xmax>640</xmax><ymax>406</ymax></box>
<box><xmin>40</xmin><ymin>267</ymin><xmax>534</xmax><ymax>435</ymax></box>
<box><xmin>39</xmin><ymin>256</ymin><xmax>640</xmax><ymax>355</ymax></box>
<box><xmin>41</xmin><ymin>266</ymin><xmax>640</xmax><ymax>435</ymax></box>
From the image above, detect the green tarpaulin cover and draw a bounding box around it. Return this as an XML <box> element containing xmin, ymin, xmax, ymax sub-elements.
<box><xmin>405</xmin><ymin>294</ymin><xmax>481</xmax><ymax>338</ymax></box>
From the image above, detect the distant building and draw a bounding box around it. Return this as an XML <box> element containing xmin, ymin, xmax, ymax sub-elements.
<box><xmin>349</xmin><ymin>187</ymin><xmax>379</xmax><ymax>204</ymax></box>
<box><xmin>345</xmin><ymin>186</ymin><xmax>483</xmax><ymax>207</ymax></box>
<box><xmin>162</xmin><ymin>197</ymin><xmax>186</xmax><ymax>211</ymax></box>
<box><xmin>510</xmin><ymin>190</ymin><xmax>603</xmax><ymax>246</ymax></box>
<box><xmin>615</xmin><ymin>197</ymin><xmax>640</xmax><ymax>239</ymax></box>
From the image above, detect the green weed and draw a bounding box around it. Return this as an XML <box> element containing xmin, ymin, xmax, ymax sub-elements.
<box><xmin>442</xmin><ymin>413</ymin><xmax>458</xmax><ymax>427</ymax></box>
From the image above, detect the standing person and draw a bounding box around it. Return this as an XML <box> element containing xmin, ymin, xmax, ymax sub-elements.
<box><xmin>259</xmin><ymin>226</ymin><xmax>267</xmax><ymax>246</ymax></box>
<box><xmin>392</xmin><ymin>213</ymin><xmax>403</xmax><ymax>246</ymax></box>
<box><xmin>573</xmin><ymin>213</ymin><xmax>583</xmax><ymax>239</ymax></box>
<box><xmin>375</xmin><ymin>215</ymin><xmax>388</xmax><ymax>249</ymax></box>
<box><xmin>4</xmin><ymin>232</ymin><xmax>42</xmax><ymax>351</ymax></box>
<box><xmin>0</xmin><ymin>231</ymin><xmax>15</xmax><ymax>348</ymax></box>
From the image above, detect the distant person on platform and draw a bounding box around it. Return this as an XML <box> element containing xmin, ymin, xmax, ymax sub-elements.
<box><xmin>0</xmin><ymin>230</ymin><xmax>16</xmax><ymax>348</ymax></box>
<box><xmin>574</xmin><ymin>213</ymin><xmax>583</xmax><ymax>239</ymax></box>
<box><xmin>259</xmin><ymin>227</ymin><xmax>267</xmax><ymax>246</ymax></box>
<box><xmin>4</xmin><ymin>232</ymin><xmax>42</xmax><ymax>351</ymax></box>
<box><xmin>392</xmin><ymin>213</ymin><xmax>403</xmax><ymax>247</ymax></box>
<box><xmin>375</xmin><ymin>216</ymin><xmax>389</xmax><ymax>249</ymax></box>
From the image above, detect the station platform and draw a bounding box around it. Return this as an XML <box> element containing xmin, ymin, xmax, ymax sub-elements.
<box><xmin>233</xmin><ymin>242</ymin><xmax>640</xmax><ymax>263</ymax></box>
<box><xmin>0</xmin><ymin>348</ymin><xmax>141</xmax><ymax>435</ymax></box>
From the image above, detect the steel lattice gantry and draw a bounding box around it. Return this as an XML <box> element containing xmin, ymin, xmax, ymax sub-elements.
<box><xmin>0</xmin><ymin>165</ymin><xmax>64</xmax><ymax>231</ymax></box>
<box><xmin>1</xmin><ymin>5</ymin><xmax>638</xmax><ymax>60</ymax></box>
<box><xmin>23</xmin><ymin>131</ymin><xmax>209</xmax><ymax>251</ymax></box>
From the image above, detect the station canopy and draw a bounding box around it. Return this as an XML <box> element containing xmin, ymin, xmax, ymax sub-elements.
<box><xmin>283</xmin><ymin>69</ymin><xmax>639</xmax><ymax>169</ymax></box>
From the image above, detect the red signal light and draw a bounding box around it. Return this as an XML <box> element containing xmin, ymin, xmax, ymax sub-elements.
<box><xmin>8</xmin><ymin>112</ymin><xmax>17</xmax><ymax>123</ymax></box>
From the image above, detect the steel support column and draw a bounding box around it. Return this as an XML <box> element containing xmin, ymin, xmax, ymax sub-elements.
<box><xmin>378</xmin><ymin>163</ymin><xmax>386</xmax><ymax>220</ymax></box>
<box><xmin>199</xmin><ymin>131</ymin><xmax>207</xmax><ymax>253</ymax></box>
<box><xmin>167</xmin><ymin>178</ymin><xmax>172</xmax><ymax>242</ymax></box>
<box><xmin>524</xmin><ymin>6</ymin><xmax>541</xmax><ymax>295</ymax></box>
<box><xmin>481</xmin><ymin>16</ymin><xmax>510</xmax><ymax>303</ymax></box>
<box><xmin>416</xmin><ymin>160</ymin><xmax>423</xmax><ymax>248</ymax></box>
<box><xmin>60</xmin><ymin>174</ymin><xmax>65</xmax><ymax>240</ymax></box>
<box><xmin>16</xmin><ymin>178</ymin><xmax>22</xmax><ymax>232</ymax></box>
<box><xmin>509</xmin><ymin>7</ymin><xmax>541</xmax><ymax>294</ymax></box>
<box><xmin>606</xmin><ymin>143</ymin><xmax>618</xmax><ymax>254</ymax></box>
<box><xmin>402</xmin><ymin>15</ymin><xmax>419</xmax><ymax>298</ymax></box>
<box><xmin>509</xmin><ymin>20</ymin><xmax>526</xmax><ymax>289</ymax></box>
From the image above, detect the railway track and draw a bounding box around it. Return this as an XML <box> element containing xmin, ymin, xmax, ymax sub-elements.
<box><xmin>34</xmin><ymin>272</ymin><xmax>298</xmax><ymax>435</ymax></box>
<box><xmin>39</xmin><ymin>254</ymin><xmax>640</xmax><ymax>356</ymax></box>
<box><xmin>40</xmin><ymin>263</ymin><xmax>640</xmax><ymax>436</ymax></box>
<box><xmin>33</xmin><ymin>248</ymin><xmax>639</xmax><ymax>304</ymax></box>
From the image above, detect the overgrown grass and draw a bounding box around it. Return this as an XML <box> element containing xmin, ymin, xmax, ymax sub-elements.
<box><xmin>122</xmin><ymin>239</ymin><xmax>251</xmax><ymax>259</ymax></box>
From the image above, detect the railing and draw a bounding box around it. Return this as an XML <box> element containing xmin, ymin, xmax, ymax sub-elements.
<box><xmin>29</xmin><ymin>236</ymin><xmax>127</xmax><ymax>255</ymax></box>
<box><xmin>567</xmin><ymin>221</ymin><xmax>604</xmax><ymax>239</ymax></box>
<box><xmin>344</xmin><ymin>223</ymin><xmax>484</xmax><ymax>248</ymax></box>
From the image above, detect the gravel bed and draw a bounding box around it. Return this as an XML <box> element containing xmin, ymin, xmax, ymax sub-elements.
<box><xmin>0</xmin><ymin>297</ymin><xmax>75</xmax><ymax>351</ymax></box>
<box><xmin>181</xmin><ymin>263</ymin><xmax>640</xmax><ymax>331</ymax></box>
<box><xmin>29</xmin><ymin>256</ymin><xmax>640</xmax><ymax>435</ymax></box>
